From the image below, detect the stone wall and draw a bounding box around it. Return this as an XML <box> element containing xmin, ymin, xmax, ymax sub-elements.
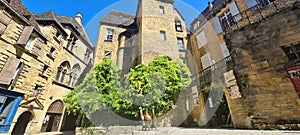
<box><xmin>224</xmin><ymin>5</ymin><xmax>300</xmax><ymax>129</ymax></box>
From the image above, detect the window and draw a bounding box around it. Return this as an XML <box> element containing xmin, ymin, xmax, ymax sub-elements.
<box><xmin>257</xmin><ymin>0</ymin><xmax>276</xmax><ymax>7</ymax></box>
<box><xmin>282</xmin><ymin>45</ymin><xmax>300</xmax><ymax>62</ymax></box>
<box><xmin>175</xmin><ymin>20</ymin><xmax>182</xmax><ymax>32</ymax></box>
<box><xmin>33</xmin><ymin>85</ymin><xmax>43</xmax><ymax>97</ymax></box>
<box><xmin>196</xmin><ymin>30</ymin><xmax>207</xmax><ymax>48</ymax></box>
<box><xmin>159</xmin><ymin>6</ymin><xmax>165</xmax><ymax>14</ymax></box>
<box><xmin>55</xmin><ymin>62</ymin><xmax>70</xmax><ymax>83</ymax></box>
<box><xmin>104</xmin><ymin>51</ymin><xmax>112</xmax><ymax>59</ymax></box>
<box><xmin>25</xmin><ymin>36</ymin><xmax>35</xmax><ymax>49</ymax></box>
<box><xmin>160</xmin><ymin>31</ymin><xmax>166</xmax><ymax>41</ymax></box>
<box><xmin>50</xmin><ymin>47</ymin><xmax>55</xmax><ymax>56</ymax></box>
<box><xmin>42</xmin><ymin>65</ymin><xmax>48</xmax><ymax>75</ymax></box>
<box><xmin>220</xmin><ymin>43</ymin><xmax>230</xmax><ymax>58</ymax></box>
<box><xmin>220</xmin><ymin>10</ymin><xmax>235</xmax><ymax>27</ymax></box>
<box><xmin>106</xmin><ymin>29</ymin><xmax>114</xmax><ymax>41</ymax></box>
<box><xmin>177</xmin><ymin>38</ymin><xmax>184</xmax><ymax>50</ymax></box>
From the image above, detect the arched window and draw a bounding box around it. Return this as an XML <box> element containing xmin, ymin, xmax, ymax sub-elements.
<box><xmin>55</xmin><ymin>61</ymin><xmax>70</xmax><ymax>83</ymax></box>
<box><xmin>69</xmin><ymin>64</ymin><xmax>81</xmax><ymax>87</ymax></box>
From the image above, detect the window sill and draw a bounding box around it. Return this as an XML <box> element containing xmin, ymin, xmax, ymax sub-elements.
<box><xmin>52</xmin><ymin>80</ymin><xmax>73</xmax><ymax>90</ymax></box>
<box><xmin>53</xmin><ymin>36</ymin><xmax>61</xmax><ymax>45</ymax></box>
<box><xmin>38</xmin><ymin>73</ymin><xmax>48</xmax><ymax>80</ymax></box>
<box><xmin>46</xmin><ymin>54</ymin><xmax>55</xmax><ymax>60</ymax></box>
<box><xmin>104</xmin><ymin>40</ymin><xmax>113</xmax><ymax>42</ymax></box>
<box><xmin>176</xmin><ymin>30</ymin><xmax>183</xmax><ymax>32</ymax></box>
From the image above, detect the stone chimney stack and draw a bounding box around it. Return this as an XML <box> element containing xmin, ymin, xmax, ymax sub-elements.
<box><xmin>75</xmin><ymin>12</ymin><xmax>83</xmax><ymax>26</ymax></box>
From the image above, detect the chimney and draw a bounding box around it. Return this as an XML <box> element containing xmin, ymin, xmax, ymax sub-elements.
<box><xmin>75</xmin><ymin>12</ymin><xmax>83</xmax><ymax>26</ymax></box>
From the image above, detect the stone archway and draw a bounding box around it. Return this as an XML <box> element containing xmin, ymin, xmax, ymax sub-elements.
<box><xmin>11</xmin><ymin>111</ymin><xmax>33</xmax><ymax>135</ymax></box>
<box><xmin>41</xmin><ymin>100</ymin><xmax>64</xmax><ymax>132</ymax></box>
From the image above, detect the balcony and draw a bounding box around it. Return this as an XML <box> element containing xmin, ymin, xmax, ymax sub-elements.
<box><xmin>222</xmin><ymin>0</ymin><xmax>298</xmax><ymax>33</ymax></box>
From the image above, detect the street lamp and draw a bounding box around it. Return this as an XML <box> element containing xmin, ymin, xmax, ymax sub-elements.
<box><xmin>33</xmin><ymin>85</ymin><xmax>43</xmax><ymax>97</ymax></box>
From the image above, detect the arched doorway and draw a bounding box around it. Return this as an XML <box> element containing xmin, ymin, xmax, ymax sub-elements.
<box><xmin>41</xmin><ymin>100</ymin><xmax>64</xmax><ymax>132</ymax></box>
<box><xmin>11</xmin><ymin>111</ymin><xmax>33</xmax><ymax>135</ymax></box>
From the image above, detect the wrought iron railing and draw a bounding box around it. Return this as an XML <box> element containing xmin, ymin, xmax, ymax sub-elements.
<box><xmin>222</xmin><ymin>0</ymin><xmax>298</xmax><ymax>33</ymax></box>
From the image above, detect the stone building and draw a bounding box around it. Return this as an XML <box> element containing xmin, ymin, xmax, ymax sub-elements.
<box><xmin>0</xmin><ymin>0</ymin><xmax>94</xmax><ymax>134</ymax></box>
<box><xmin>189</xmin><ymin>0</ymin><xmax>300</xmax><ymax>129</ymax></box>
<box><xmin>94</xmin><ymin>0</ymin><xmax>190</xmax><ymax>126</ymax></box>
<box><xmin>188</xmin><ymin>0</ymin><xmax>250</xmax><ymax>127</ymax></box>
<box><xmin>94</xmin><ymin>0</ymin><xmax>188</xmax><ymax>72</ymax></box>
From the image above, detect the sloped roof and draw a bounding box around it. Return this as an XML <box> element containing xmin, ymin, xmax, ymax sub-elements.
<box><xmin>0</xmin><ymin>0</ymin><xmax>47</xmax><ymax>40</ymax></box>
<box><xmin>34</xmin><ymin>11</ymin><xmax>94</xmax><ymax>47</ymax></box>
<box><xmin>34</xmin><ymin>11</ymin><xmax>68</xmax><ymax>36</ymax></box>
<box><xmin>100</xmin><ymin>10</ymin><xmax>135</xmax><ymax>27</ymax></box>
<box><xmin>56</xmin><ymin>15</ymin><xmax>93</xmax><ymax>47</ymax></box>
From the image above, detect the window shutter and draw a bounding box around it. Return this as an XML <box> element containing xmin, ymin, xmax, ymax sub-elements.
<box><xmin>17</xmin><ymin>26</ymin><xmax>33</xmax><ymax>45</ymax></box>
<box><xmin>201</xmin><ymin>53</ymin><xmax>211</xmax><ymax>69</ymax></box>
<box><xmin>212</xmin><ymin>17</ymin><xmax>223</xmax><ymax>34</ymax></box>
<box><xmin>0</xmin><ymin>57</ymin><xmax>21</xmax><ymax>85</ymax></box>
<box><xmin>0</xmin><ymin>12</ymin><xmax>11</xmax><ymax>25</ymax></box>
<box><xmin>0</xmin><ymin>23</ymin><xmax>6</xmax><ymax>35</ymax></box>
<box><xmin>9</xmin><ymin>63</ymin><xmax>24</xmax><ymax>89</ymax></box>
<box><xmin>31</xmin><ymin>40</ymin><xmax>43</xmax><ymax>56</ymax></box>
<box><xmin>244</xmin><ymin>0</ymin><xmax>257</xmax><ymax>8</ymax></box>
<box><xmin>220</xmin><ymin>43</ymin><xmax>230</xmax><ymax>58</ymax></box>
<box><xmin>196</xmin><ymin>30</ymin><xmax>207</xmax><ymax>48</ymax></box>
<box><xmin>229</xmin><ymin>2</ymin><xmax>242</xmax><ymax>22</ymax></box>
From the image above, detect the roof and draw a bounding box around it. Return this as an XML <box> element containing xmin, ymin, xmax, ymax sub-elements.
<box><xmin>34</xmin><ymin>11</ymin><xmax>68</xmax><ymax>36</ymax></box>
<box><xmin>100</xmin><ymin>10</ymin><xmax>135</xmax><ymax>27</ymax></box>
<box><xmin>190</xmin><ymin>0</ymin><xmax>232</xmax><ymax>32</ymax></box>
<box><xmin>34</xmin><ymin>11</ymin><xmax>94</xmax><ymax>48</ymax></box>
<box><xmin>0</xmin><ymin>0</ymin><xmax>47</xmax><ymax>40</ymax></box>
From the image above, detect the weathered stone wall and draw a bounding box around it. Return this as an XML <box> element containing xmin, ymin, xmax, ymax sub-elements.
<box><xmin>224</xmin><ymin>5</ymin><xmax>300</xmax><ymax>129</ymax></box>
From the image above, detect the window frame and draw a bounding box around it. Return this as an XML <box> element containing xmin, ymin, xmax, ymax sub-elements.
<box><xmin>159</xmin><ymin>6</ymin><xmax>165</xmax><ymax>14</ymax></box>
<box><xmin>177</xmin><ymin>38</ymin><xmax>184</xmax><ymax>50</ymax></box>
<box><xmin>175</xmin><ymin>20</ymin><xmax>183</xmax><ymax>32</ymax></box>
<box><xmin>160</xmin><ymin>31</ymin><xmax>166</xmax><ymax>41</ymax></box>
<box><xmin>106</xmin><ymin>29</ymin><xmax>114</xmax><ymax>41</ymax></box>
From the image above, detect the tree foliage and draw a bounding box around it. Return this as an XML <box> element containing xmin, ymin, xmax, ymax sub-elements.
<box><xmin>64</xmin><ymin>56</ymin><xmax>191</xmax><ymax>120</ymax></box>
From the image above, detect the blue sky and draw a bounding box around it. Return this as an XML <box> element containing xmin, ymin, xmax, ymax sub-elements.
<box><xmin>22</xmin><ymin>0</ymin><xmax>209</xmax><ymax>44</ymax></box>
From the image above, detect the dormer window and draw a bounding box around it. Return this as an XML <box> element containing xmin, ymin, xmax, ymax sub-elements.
<box><xmin>25</xmin><ymin>36</ymin><xmax>35</xmax><ymax>49</ymax></box>
<box><xmin>175</xmin><ymin>20</ymin><xmax>182</xmax><ymax>32</ymax></box>
<box><xmin>159</xmin><ymin>6</ymin><xmax>165</xmax><ymax>14</ymax></box>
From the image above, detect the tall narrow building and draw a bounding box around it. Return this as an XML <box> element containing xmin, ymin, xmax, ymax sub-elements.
<box><xmin>95</xmin><ymin>0</ymin><xmax>188</xmax><ymax>71</ymax></box>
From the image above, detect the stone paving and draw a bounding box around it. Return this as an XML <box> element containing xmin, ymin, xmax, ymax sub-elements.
<box><xmin>133</xmin><ymin>128</ymin><xmax>300</xmax><ymax>135</ymax></box>
<box><xmin>36</xmin><ymin>127</ymin><xmax>300</xmax><ymax>135</ymax></box>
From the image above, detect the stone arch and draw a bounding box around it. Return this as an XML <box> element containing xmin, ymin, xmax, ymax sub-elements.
<box><xmin>11</xmin><ymin>111</ymin><xmax>33</xmax><ymax>135</ymax></box>
<box><xmin>41</xmin><ymin>100</ymin><xmax>64</xmax><ymax>132</ymax></box>
<box><xmin>55</xmin><ymin>61</ymin><xmax>71</xmax><ymax>83</ymax></box>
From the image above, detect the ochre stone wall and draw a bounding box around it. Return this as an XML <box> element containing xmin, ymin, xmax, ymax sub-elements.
<box><xmin>224</xmin><ymin>5</ymin><xmax>300</xmax><ymax>129</ymax></box>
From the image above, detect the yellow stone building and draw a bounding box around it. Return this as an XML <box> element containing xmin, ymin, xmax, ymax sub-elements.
<box><xmin>189</xmin><ymin>0</ymin><xmax>300</xmax><ymax>129</ymax></box>
<box><xmin>95</xmin><ymin>0</ymin><xmax>188</xmax><ymax>71</ymax></box>
<box><xmin>94</xmin><ymin>0</ymin><xmax>190</xmax><ymax>126</ymax></box>
<box><xmin>0</xmin><ymin>0</ymin><xmax>94</xmax><ymax>134</ymax></box>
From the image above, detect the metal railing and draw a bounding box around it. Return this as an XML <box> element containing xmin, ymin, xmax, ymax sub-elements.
<box><xmin>222</xmin><ymin>0</ymin><xmax>298</xmax><ymax>33</ymax></box>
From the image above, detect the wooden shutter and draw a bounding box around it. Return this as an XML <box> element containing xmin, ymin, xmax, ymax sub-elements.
<box><xmin>31</xmin><ymin>40</ymin><xmax>43</xmax><ymax>56</ymax></box>
<box><xmin>0</xmin><ymin>23</ymin><xmax>6</xmax><ymax>35</ymax></box>
<box><xmin>201</xmin><ymin>53</ymin><xmax>211</xmax><ymax>69</ymax></box>
<box><xmin>0</xmin><ymin>12</ymin><xmax>11</xmax><ymax>25</ymax></box>
<box><xmin>229</xmin><ymin>1</ymin><xmax>242</xmax><ymax>22</ymax></box>
<box><xmin>17</xmin><ymin>26</ymin><xmax>33</xmax><ymax>45</ymax></box>
<box><xmin>0</xmin><ymin>57</ymin><xmax>20</xmax><ymax>85</ymax></box>
<box><xmin>212</xmin><ymin>17</ymin><xmax>223</xmax><ymax>34</ymax></box>
<box><xmin>9</xmin><ymin>63</ymin><xmax>24</xmax><ymax>89</ymax></box>
<box><xmin>244</xmin><ymin>0</ymin><xmax>257</xmax><ymax>8</ymax></box>
<box><xmin>220</xmin><ymin>43</ymin><xmax>230</xmax><ymax>58</ymax></box>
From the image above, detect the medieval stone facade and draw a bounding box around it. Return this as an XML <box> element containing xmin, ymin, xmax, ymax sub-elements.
<box><xmin>189</xmin><ymin>0</ymin><xmax>300</xmax><ymax>129</ymax></box>
<box><xmin>0</xmin><ymin>0</ymin><xmax>94</xmax><ymax>134</ymax></box>
<box><xmin>94</xmin><ymin>0</ymin><xmax>188</xmax><ymax>71</ymax></box>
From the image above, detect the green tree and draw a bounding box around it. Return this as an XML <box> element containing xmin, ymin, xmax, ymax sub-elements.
<box><xmin>64</xmin><ymin>56</ymin><xmax>192</xmax><ymax>122</ymax></box>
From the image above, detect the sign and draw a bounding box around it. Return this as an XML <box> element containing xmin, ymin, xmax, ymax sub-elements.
<box><xmin>286</xmin><ymin>64</ymin><xmax>300</xmax><ymax>97</ymax></box>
